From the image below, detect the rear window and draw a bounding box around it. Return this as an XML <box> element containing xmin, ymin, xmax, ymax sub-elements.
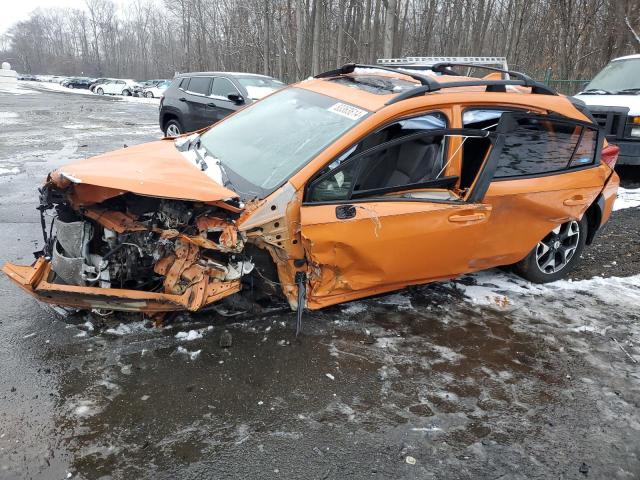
<box><xmin>186</xmin><ymin>76</ymin><xmax>211</xmax><ymax>95</ymax></box>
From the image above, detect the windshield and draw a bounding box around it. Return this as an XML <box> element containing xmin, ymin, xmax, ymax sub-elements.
<box><xmin>199</xmin><ymin>87</ymin><xmax>369</xmax><ymax>199</ymax></box>
<box><xmin>238</xmin><ymin>77</ymin><xmax>285</xmax><ymax>99</ymax></box>
<box><xmin>584</xmin><ymin>58</ymin><xmax>640</xmax><ymax>93</ymax></box>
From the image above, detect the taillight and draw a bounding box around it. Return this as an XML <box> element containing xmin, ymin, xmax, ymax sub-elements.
<box><xmin>601</xmin><ymin>144</ymin><xmax>619</xmax><ymax>169</ymax></box>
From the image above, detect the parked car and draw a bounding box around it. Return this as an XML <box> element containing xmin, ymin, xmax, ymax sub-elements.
<box><xmin>132</xmin><ymin>79</ymin><xmax>165</xmax><ymax>97</ymax></box>
<box><xmin>574</xmin><ymin>54</ymin><xmax>640</xmax><ymax>166</ymax></box>
<box><xmin>142</xmin><ymin>79</ymin><xmax>171</xmax><ymax>98</ymax></box>
<box><xmin>17</xmin><ymin>74</ymin><xmax>37</xmax><ymax>81</ymax></box>
<box><xmin>62</xmin><ymin>78</ymin><xmax>92</xmax><ymax>89</ymax></box>
<box><xmin>159</xmin><ymin>72</ymin><xmax>285</xmax><ymax>136</ymax></box>
<box><xmin>89</xmin><ymin>78</ymin><xmax>112</xmax><ymax>92</ymax></box>
<box><xmin>2</xmin><ymin>63</ymin><xmax>620</xmax><ymax>317</ymax></box>
<box><xmin>94</xmin><ymin>79</ymin><xmax>140</xmax><ymax>96</ymax></box>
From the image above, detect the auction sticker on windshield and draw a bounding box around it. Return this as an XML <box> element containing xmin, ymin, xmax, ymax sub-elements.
<box><xmin>328</xmin><ymin>102</ymin><xmax>368</xmax><ymax>121</ymax></box>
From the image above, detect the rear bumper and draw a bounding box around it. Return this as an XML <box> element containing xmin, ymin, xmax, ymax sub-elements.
<box><xmin>601</xmin><ymin>169</ymin><xmax>620</xmax><ymax>226</ymax></box>
<box><xmin>2</xmin><ymin>258</ymin><xmax>241</xmax><ymax>313</ymax></box>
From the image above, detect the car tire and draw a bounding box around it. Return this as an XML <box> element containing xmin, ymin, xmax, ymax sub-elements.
<box><xmin>122</xmin><ymin>89</ymin><xmax>131</xmax><ymax>96</ymax></box>
<box><xmin>164</xmin><ymin>120</ymin><xmax>183</xmax><ymax>138</ymax></box>
<box><xmin>68</xmin><ymin>84</ymin><xmax>74</xmax><ymax>89</ymax></box>
<box><xmin>97</xmin><ymin>88</ymin><xmax>104</xmax><ymax>95</ymax></box>
<box><xmin>513</xmin><ymin>216</ymin><xmax>588</xmax><ymax>283</ymax></box>
<box><xmin>145</xmin><ymin>91</ymin><xmax>153</xmax><ymax>98</ymax></box>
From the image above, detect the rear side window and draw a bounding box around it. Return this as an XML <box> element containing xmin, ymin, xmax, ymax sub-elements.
<box><xmin>496</xmin><ymin>117</ymin><xmax>590</xmax><ymax>178</ymax></box>
<box><xmin>496</xmin><ymin>118</ymin><xmax>578</xmax><ymax>177</ymax></box>
<box><xmin>569</xmin><ymin>128</ymin><xmax>597</xmax><ymax>167</ymax></box>
<box><xmin>464</xmin><ymin>109</ymin><xmax>599</xmax><ymax>179</ymax></box>
<box><xmin>186</xmin><ymin>76</ymin><xmax>212</xmax><ymax>95</ymax></box>
<box><xmin>211</xmin><ymin>77</ymin><xmax>238</xmax><ymax>98</ymax></box>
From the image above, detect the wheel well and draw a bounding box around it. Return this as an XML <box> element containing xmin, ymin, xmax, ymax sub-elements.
<box><xmin>161</xmin><ymin>112</ymin><xmax>179</xmax><ymax>131</ymax></box>
<box><xmin>584</xmin><ymin>194</ymin><xmax>604</xmax><ymax>245</ymax></box>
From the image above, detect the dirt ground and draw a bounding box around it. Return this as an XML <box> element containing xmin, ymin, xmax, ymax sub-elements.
<box><xmin>0</xmin><ymin>82</ymin><xmax>639</xmax><ymax>480</ymax></box>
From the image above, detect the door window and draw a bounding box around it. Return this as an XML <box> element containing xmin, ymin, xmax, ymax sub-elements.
<box><xmin>186</xmin><ymin>76</ymin><xmax>212</xmax><ymax>96</ymax></box>
<box><xmin>463</xmin><ymin>109</ymin><xmax>599</xmax><ymax>180</ymax></box>
<box><xmin>306</xmin><ymin>112</ymin><xmax>459</xmax><ymax>203</ymax></box>
<box><xmin>211</xmin><ymin>77</ymin><xmax>239</xmax><ymax>99</ymax></box>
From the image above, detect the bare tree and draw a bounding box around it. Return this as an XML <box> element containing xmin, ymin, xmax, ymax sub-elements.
<box><xmin>2</xmin><ymin>0</ymin><xmax>639</xmax><ymax>85</ymax></box>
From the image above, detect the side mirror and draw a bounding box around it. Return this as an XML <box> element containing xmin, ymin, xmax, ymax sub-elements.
<box><xmin>228</xmin><ymin>93</ymin><xmax>245</xmax><ymax>105</ymax></box>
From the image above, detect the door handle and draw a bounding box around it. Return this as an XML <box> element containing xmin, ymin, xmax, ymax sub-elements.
<box><xmin>563</xmin><ymin>196</ymin><xmax>588</xmax><ymax>206</ymax></box>
<box><xmin>448</xmin><ymin>212</ymin><xmax>486</xmax><ymax>223</ymax></box>
<box><xmin>335</xmin><ymin>204</ymin><xmax>356</xmax><ymax>220</ymax></box>
<box><xmin>207</xmin><ymin>102</ymin><xmax>216</xmax><ymax>107</ymax></box>
<box><xmin>179</xmin><ymin>97</ymin><xmax>187</xmax><ymax>102</ymax></box>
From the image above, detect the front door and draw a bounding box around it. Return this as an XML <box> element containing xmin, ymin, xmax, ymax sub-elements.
<box><xmin>299</xmin><ymin>125</ymin><xmax>504</xmax><ymax>309</ymax></box>
<box><xmin>208</xmin><ymin>77</ymin><xmax>242</xmax><ymax>123</ymax></box>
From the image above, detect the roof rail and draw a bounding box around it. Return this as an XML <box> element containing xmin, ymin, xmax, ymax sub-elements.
<box><xmin>385</xmin><ymin>80</ymin><xmax>556</xmax><ymax>105</ymax></box>
<box><xmin>314</xmin><ymin>63</ymin><xmax>440</xmax><ymax>90</ymax></box>
<box><xmin>313</xmin><ymin>63</ymin><xmax>558</xmax><ymax>107</ymax></box>
<box><xmin>428</xmin><ymin>62</ymin><xmax>556</xmax><ymax>95</ymax></box>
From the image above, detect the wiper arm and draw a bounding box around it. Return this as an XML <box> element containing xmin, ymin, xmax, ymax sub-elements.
<box><xmin>614</xmin><ymin>88</ymin><xmax>640</xmax><ymax>95</ymax></box>
<box><xmin>189</xmin><ymin>139</ymin><xmax>208</xmax><ymax>171</ymax></box>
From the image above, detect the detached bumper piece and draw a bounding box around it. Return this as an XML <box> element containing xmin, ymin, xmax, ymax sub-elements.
<box><xmin>2</xmin><ymin>258</ymin><xmax>241</xmax><ymax>313</ymax></box>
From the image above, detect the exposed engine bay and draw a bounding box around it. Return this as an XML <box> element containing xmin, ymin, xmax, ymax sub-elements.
<box><xmin>33</xmin><ymin>183</ymin><xmax>284</xmax><ymax>313</ymax></box>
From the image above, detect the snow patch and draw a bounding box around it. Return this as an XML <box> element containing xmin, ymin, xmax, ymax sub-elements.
<box><xmin>0</xmin><ymin>111</ymin><xmax>19</xmax><ymax>125</ymax></box>
<box><xmin>0</xmin><ymin>83</ymin><xmax>40</xmax><ymax>95</ymax></box>
<box><xmin>175</xmin><ymin>329</ymin><xmax>203</xmax><ymax>341</ymax></box>
<box><xmin>176</xmin><ymin>346</ymin><xmax>202</xmax><ymax>360</ymax></box>
<box><xmin>104</xmin><ymin>321</ymin><xmax>147</xmax><ymax>336</ymax></box>
<box><xmin>457</xmin><ymin>270</ymin><xmax>640</xmax><ymax>334</ymax></box>
<box><xmin>341</xmin><ymin>302</ymin><xmax>367</xmax><ymax>315</ymax></box>
<box><xmin>614</xmin><ymin>188</ymin><xmax>640</xmax><ymax>211</ymax></box>
<box><xmin>73</xmin><ymin>399</ymin><xmax>99</xmax><ymax>417</ymax></box>
<box><xmin>0</xmin><ymin>166</ymin><xmax>20</xmax><ymax>175</ymax></box>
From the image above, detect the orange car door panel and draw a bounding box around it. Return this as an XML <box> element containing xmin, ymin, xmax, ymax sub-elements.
<box><xmin>477</xmin><ymin>112</ymin><xmax>607</xmax><ymax>265</ymax></box>
<box><xmin>300</xmin><ymin>200</ymin><xmax>492</xmax><ymax>305</ymax></box>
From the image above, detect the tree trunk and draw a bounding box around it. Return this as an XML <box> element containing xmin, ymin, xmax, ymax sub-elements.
<box><xmin>382</xmin><ymin>0</ymin><xmax>396</xmax><ymax>58</ymax></box>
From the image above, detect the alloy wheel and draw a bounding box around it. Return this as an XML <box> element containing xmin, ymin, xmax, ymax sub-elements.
<box><xmin>166</xmin><ymin>123</ymin><xmax>181</xmax><ymax>137</ymax></box>
<box><xmin>535</xmin><ymin>221</ymin><xmax>580</xmax><ymax>274</ymax></box>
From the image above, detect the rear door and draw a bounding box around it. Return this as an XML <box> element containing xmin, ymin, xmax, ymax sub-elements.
<box><xmin>183</xmin><ymin>76</ymin><xmax>213</xmax><ymax>131</ymax></box>
<box><xmin>462</xmin><ymin>110</ymin><xmax>606</xmax><ymax>267</ymax></box>
<box><xmin>299</xmin><ymin>114</ymin><xmax>505</xmax><ymax>308</ymax></box>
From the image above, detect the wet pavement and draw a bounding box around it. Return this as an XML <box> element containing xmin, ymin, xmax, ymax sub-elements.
<box><xmin>1</xmin><ymin>83</ymin><xmax>639</xmax><ymax>479</ymax></box>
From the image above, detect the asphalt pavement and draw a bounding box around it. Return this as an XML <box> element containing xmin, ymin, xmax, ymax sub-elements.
<box><xmin>0</xmin><ymin>82</ymin><xmax>639</xmax><ymax>480</ymax></box>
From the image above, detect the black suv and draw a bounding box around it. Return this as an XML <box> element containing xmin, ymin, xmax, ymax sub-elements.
<box><xmin>159</xmin><ymin>72</ymin><xmax>285</xmax><ymax>137</ymax></box>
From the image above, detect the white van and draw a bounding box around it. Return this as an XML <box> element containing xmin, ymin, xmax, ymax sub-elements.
<box><xmin>574</xmin><ymin>54</ymin><xmax>640</xmax><ymax>166</ymax></box>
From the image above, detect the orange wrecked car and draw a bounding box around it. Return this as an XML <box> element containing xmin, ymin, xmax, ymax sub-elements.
<box><xmin>2</xmin><ymin>63</ymin><xmax>620</xmax><ymax>320</ymax></box>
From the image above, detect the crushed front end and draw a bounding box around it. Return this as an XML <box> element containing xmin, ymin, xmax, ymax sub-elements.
<box><xmin>3</xmin><ymin>180</ymin><xmax>255</xmax><ymax>313</ymax></box>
